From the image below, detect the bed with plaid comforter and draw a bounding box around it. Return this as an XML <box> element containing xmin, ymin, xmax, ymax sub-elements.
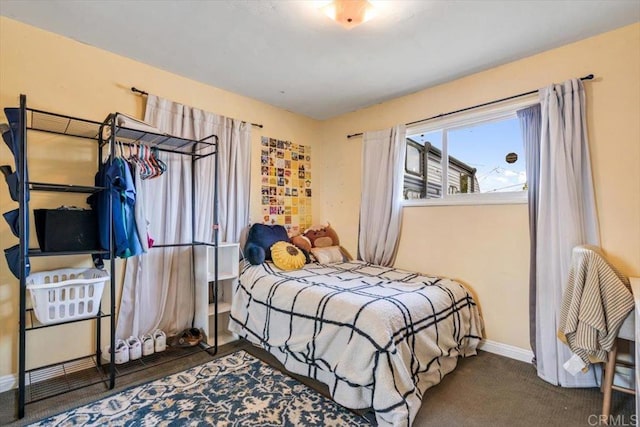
<box><xmin>228</xmin><ymin>260</ymin><xmax>483</xmax><ymax>427</ymax></box>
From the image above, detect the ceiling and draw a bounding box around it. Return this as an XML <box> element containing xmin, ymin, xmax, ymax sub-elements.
<box><xmin>1</xmin><ymin>0</ymin><xmax>639</xmax><ymax>120</ymax></box>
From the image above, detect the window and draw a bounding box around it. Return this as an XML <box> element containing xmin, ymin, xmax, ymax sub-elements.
<box><xmin>403</xmin><ymin>102</ymin><xmax>531</xmax><ymax>205</ymax></box>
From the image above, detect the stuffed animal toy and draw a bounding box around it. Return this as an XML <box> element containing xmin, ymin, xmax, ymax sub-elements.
<box><xmin>303</xmin><ymin>223</ymin><xmax>340</xmax><ymax>248</ymax></box>
<box><xmin>289</xmin><ymin>234</ymin><xmax>312</xmax><ymax>264</ymax></box>
<box><xmin>296</xmin><ymin>223</ymin><xmax>350</xmax><ymax>264</ymax></box>
<box><xmin>244</xmin><ymin>223</ymin><xmax>289</xmax><ymax>265</ymax></box>
<box><xmin>290</xmin><ymin>234</ymin><xmax>311</xmax><ymax>253</ymax></box>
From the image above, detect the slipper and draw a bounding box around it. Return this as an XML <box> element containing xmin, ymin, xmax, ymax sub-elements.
<box><xmin>169</xmin><ymin>328</ymin><xmax>203</xmax><ymax>348</ymax></box>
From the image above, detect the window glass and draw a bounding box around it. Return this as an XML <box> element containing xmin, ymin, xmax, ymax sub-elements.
<box><xmin>447</xmin><ymin>117</ymin><xmax>525</xmax><ymax>194</ymax></box>
<box><xmin>405</xmin><ymin>144</ymin><xmax>421</xmax><ymax>175</ymax></box>
<box><xmin>403</xmin><ymin>114</ymin><xmax>526</xmax><ymax>201</ymax></box>
<box><xmin>404</xmin><ymin>130</ymin><xmax>443</xmax><ymax>199</ymax></box>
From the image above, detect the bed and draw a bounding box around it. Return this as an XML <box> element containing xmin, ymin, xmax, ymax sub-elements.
<box><xmin>228</xmin><ymin>260</ymin><xmax>483</xmax><ymax>427</ymax></box>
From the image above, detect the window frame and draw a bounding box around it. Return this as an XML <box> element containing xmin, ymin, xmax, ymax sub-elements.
<box><xmin>402</xmin><ymin>96</ymin><xmax>536</xmax><ymax>207</ymax></box>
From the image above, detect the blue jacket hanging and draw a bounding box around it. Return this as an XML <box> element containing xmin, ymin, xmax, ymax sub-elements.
<box><xmin>92</xmin><ymin>157</ymin><xmax>143</xmax><ymax>259</ymax></box>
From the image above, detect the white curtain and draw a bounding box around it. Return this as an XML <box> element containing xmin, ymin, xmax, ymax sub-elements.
<box><xmin>535</xmin><ymin>79</ymin><xmax>600</xmax><ymax>386</ymax></box>
<box><xmin>195</xmin><ymin>113</ymin><xmax>252</xmax><ymax>244</ymax></box>
<box><xmin>358</xmin><ymin>125</ymin><xmax>406</xmax><ymax>266</ymax></box>
<box><xmin>517</xmin><ymin>104</ymin><xmax>541</xmax><ymax>361</ymax></box>
<box><xmin>116</xmin><ymin>95</ymin><xmax>251</xmax><ymax>339</ymax></box>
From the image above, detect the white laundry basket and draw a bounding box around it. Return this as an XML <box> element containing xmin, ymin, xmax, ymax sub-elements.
<box><xmin>26</xmin><ymin>268</ymin><xmax>109</xmax><ymax>325</ymax></box>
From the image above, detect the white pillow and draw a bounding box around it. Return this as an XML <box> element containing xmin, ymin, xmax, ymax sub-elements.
<box><xmin>310</xmin><ymin>246</ymin><xmax>343</xmax><ymax>264</ymax></box>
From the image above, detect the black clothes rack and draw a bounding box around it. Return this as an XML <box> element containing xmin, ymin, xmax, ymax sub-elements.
<box><xmin>99</xmin><ymin>112</ymin><xmax>224</xmax><ymax>355</ymax></box>
<box><xmin>13</xmin><ymin>95</ymin><xmax>221</xmax><ymax>419</ymax></box>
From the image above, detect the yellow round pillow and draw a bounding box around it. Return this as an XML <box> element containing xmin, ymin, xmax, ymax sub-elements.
<box><xmin>270</xmin><ymin>241</ymin><xmax>306</xmax><ymax>271</ymax></box>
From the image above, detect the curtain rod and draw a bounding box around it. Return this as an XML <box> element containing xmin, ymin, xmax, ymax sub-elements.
<box><xmin>131</xmin><ymin>86</ymin><xmax>264</xmax><ymax>129</ymax></box>
<box><xmin>346</xmin><ymin>74</ymin><xmax>594</xmax><ymax>139</ymax></box>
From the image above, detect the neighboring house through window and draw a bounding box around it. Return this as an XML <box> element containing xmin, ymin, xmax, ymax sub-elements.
<box><xmin>404</xmin><ymin>100</ymin><xmax>533</xmax><ymax>205</ymax></box>
<box><xmin>404</xmin><ymin>137</ymin><xmax>479</xmax><ymax>200</ymax></box>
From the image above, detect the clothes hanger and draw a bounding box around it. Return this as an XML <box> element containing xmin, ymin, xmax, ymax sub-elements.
<box><xmin>139</xmin><ymin>144</ymin><xmax>151</xmax><ymax>179</ymax></box>
<box><xmin>148</xmin><ymin>149</ymin><xmax>160</xmax><ymax>179</ymax></box>
<box><xmin>142</xmin><ymin>144</ymin><xmax>156</xmax><ymax>179</ymax></box>
<box><xmin>153</xmin><ymin>148</ymin><xmax>167</xmax><ymax>175</ymax></box>
<box><xmin>143</xmin><ymin>144</ymin><xmax>154</xmax><ymax>179</ymax></box>
<box><xmin>130</xmin><ymin>143</ymin><xmax>143</xmax><ymax>171</ymax></box>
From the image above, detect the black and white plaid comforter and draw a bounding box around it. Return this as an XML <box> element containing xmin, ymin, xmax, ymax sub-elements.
<box><xmin>228</xmin><ymin>261</ymin><xmax>483</xmax><ymax>427</ymax></box>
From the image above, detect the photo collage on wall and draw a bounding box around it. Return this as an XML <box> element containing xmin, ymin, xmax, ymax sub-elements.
<box><xmin>260</xmin><ymin>136</ymin><xmax>312</xmax><ymax>236</ymax></box>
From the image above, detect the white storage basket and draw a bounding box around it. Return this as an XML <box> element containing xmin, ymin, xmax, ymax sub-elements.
<box><xmin>26</xmin><ymin>268</ymin><xmax>109</xmax><ymax>325</ymax></box>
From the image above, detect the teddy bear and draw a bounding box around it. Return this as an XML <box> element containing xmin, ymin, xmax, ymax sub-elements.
<box><xmin>291</xmin><ymin>223</ymin><xmax>350</xmax><ymax>264</ymax></box>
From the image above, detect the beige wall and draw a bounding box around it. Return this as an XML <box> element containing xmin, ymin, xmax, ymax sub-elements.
<box><xmin>1</xmin><ymin>17</ymin><xmax>639</xmax><ymax>380</ymax></box>
<box><xmin>0</xmin><ymin>17</ymin><xmax>320</xmax><ymax>377</ymax></box>
<box><xmin>317</xmin><ymin>23</ymin><xmax>640</xmax><ymax>350</ymax></box>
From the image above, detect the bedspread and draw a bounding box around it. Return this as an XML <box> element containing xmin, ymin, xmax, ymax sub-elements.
<box><xmin>228</xmin><ymin>261</ymin><xmax>483</xmax><ymax>426</ymax></box>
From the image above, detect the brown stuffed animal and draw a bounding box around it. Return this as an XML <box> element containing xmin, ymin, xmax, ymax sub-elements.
<box><xmin>303</xmin><ymin>223</ymin><xmax>340</xmax><ymax>248</ymax></box>
<box><xmin>292</xmin><ymin>223</ymin><xmax>352</xmax><ymax>263</ymax></box>
<box><xmin>291</xmin><ymin>234</ymin><xmax>312</xmax><ymax>253</ymax></box>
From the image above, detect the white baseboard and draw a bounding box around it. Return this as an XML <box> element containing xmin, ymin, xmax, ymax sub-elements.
<box><xmin>0</xmin><ymin>373</ymin><xmax>17</xmax><ymax>393</ymax></box>
<box><xmin>0</xmin><ymin>357</ymin><xmax>98</xmax><ymax>393</ymax></box>
<box><xmin>478</xmin><ymin>339</ymin><xmax>534</xmax><ymax>363</ymax></box>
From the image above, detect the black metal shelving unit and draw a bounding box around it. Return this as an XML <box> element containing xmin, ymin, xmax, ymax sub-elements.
<box><xmin>13</xmin><ymin>95</ymin><xmax>220</xmax><ymax>419</ymax></box>
<box><xmin>14</xmin><ymin>95</ymin><xmax>117</xmax><ymax>419</ymax></box>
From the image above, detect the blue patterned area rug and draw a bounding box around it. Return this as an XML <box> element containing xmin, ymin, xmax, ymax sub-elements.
<box><xmin>29</xmin><ymin>350</ymin><xmax>370</xmax><ymax>426</ymax></box>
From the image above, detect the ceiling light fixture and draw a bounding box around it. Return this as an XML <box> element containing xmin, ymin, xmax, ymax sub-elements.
<box><xmin>321</xmin><ymin>0</ymin><xmax>377</xmax><ymax>30</ymax></box>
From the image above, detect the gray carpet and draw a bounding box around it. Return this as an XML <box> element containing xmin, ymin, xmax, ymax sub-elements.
<box><xmin>0</xmin><ymin>340</ymin><xmax>634</xmax><ymax>426</ymax></box>
<box><xmin>414</xmin><ymin>351</ymin><xmax>634</xmax><ymax>427</ymax></box>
